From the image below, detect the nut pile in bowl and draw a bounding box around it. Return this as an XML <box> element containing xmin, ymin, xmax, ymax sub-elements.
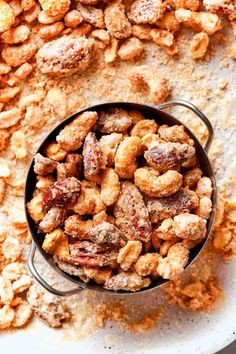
<box><xmin>27</xmin><ymin>107</ymin><xmax>213</xmax><ymax>292</ymax></box>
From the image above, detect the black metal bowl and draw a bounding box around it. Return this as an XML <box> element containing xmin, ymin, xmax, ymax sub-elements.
<box><xmin>26</xmin><ymin>100</ymin><xmax>217</xmax><ymax>296</ymax></box>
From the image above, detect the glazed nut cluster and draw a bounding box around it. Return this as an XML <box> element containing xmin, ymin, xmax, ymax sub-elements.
<box><xmin>27</xmin><ymin>107</ymin><xmax>213</xmax><ymax>292</ymax></box>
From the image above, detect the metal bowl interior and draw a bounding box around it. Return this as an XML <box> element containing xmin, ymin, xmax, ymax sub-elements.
<box><xmin>25</xmin><ymin>102</ymin><xmax>217</xmax><ymax>295</ymax></box>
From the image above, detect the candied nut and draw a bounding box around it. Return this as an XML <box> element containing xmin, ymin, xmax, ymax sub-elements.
<box><xmin>0</xmin><ymin>305</ymin><xmax>15</xmax><ymax>329</ymax></box>
<box><xmin>71</xmin><ymin>180</ymin><xmax>105</xmax><ymax>215</ymax></box>
<box><xmin>151</xmin><ymin>230</ymin><xmax>161</xmax><ymax>250</ymax></box>
<box><xmin>160</xmin><ymin>239</ymin><xmax>179</xmax><ymax>256</ymax></box>
<box><xmin>24</xmin><ymin>3</ymin><xmax>41</xmax><ymax>23</ymax></box>
<box><xmin>104</xmin><ymin>272</ymin><xmax>151</xmax><ymax>291</ymax></box>
<box><xmin>73</xmin><ymin>22</ymin><xmax>92</xmax><ymax>36</ymax></box>
<box><xmin>141</xmin><ymin>133</ymin><xmax>163</xmax><ymax>150</ymax></box>
<box><xmin>9</xmin><ymin>0</ymin><xmax>23</xmax><ymax>16</ymax></box>
<box><xmin>155</xmin><ymin>11</ymin><xmax>180</xmax><ymax>32</ymax></box>
<box><xmin>34</xmin><ymin>153</ymin><xmax>58</xmax><ymax>175</ymax></box>
<box><xmin>36</xmin><ymin>175</ymin><xmax>55</xmax><ymax>191</ymax></box>
<box><xmin>83</xmin><ymin>132</ymin><xmax>101</xmax><ymax>178</ymax></box>
<box><xmin>0</xmin><ymin>62</ymin><xmax>11</xmax><ymax>75</ymax></box>
<box><xmin>131</xmin><ymin>119</ymin><xmax>158</xmax><ymax>138</ymax></box>
<box><xmin>129</xmin><ymin>65</ymin><xmax>170</xmax><ymax>104</ymax></box>
<box><xmin>27</xmin><ymin>192</ymin><xmax>44</xmax><ymax>223</ymax></box>
<box><xmin>117</xmin><ymin>240</ymin><xmax>142</xmax><ymax>271</ymax></box>
<box><xmin>56</xmin><ymin>111</ymin><xmax>98</xmax><ymax>151</ymax></box>
<box><xmin>64</xmin><ymin>10</ymin><xmax>83</xmax><ymax>28</ymax></box>
<box><xmin>10</xmin><ymin>199</ymin><xmax>27</xmax><ymax>228</ymax></box>
<box><xmin>12</xmin><ymin>301</ymin><xmax>33</xmax><ymax>327</ymax></box>
<box><xmin>194</xmin><ymin>196</ymin><xmax>212</xmax><ymax>219</ymax></box>
<box><xmin>91</xmin><ymin>29</ymin><xmax>110</xmax><ymax>45</ymax></box>
<box><xmin>118</xmin><ymin>37</ymin><xmax>144</xmax><ymax>60</ymax></box>
<box><xmin>132</xmin><ymin>24</ymin><xmax>152</xmax><ymax>40</ymax></box>
<box><xmin>157</xmin><ymin>243</ymin><xmax>189</xmax><ymax>280</ymax></box>
<box><xmin>27</xmin><ymin>283</ymin><xmax>70</xmax><ymax>328</ymax></box>
<box><xmin>0</xmin><ymin>177</ymin><xmax>6</xmax><ymax>203</ymax></box>
<box><xmin>0</xmin><ymin>25</ymin><xmax>30</xmax><ymax>44</ymax></box>
<box><xmin>134</xmin><ymin>253</ymin><xmax>160</xmax><ymax>276</ymax></box>
<box><xmin>158</xmin><ymin>124</ymin><xmax>193</xmax><ymax>144</ymax></box>
<box><xmin>70</xmin><ymin>242</ymin><xmax>118</xmax><ymax>268</ymax></box>
<box><xmin>12</xmin><ymin>274</ymin><xmax>32</xmax><ymax>293</ymax></box>
<box><xmin>43</xmin><ymin>177</ymin><xmax>81</xmax><ymax>210</ymax></box>
<box><xmin>104</xmin><ymin>37</ymin><xmax>118</xmax><ymax>63</ymax></box>
<box><xmin>65</xmin><ymin>214</ymin><xmax>93</xmax><ymax>238</ymax></box>
<box><xmin>0</xmin><ymin>0</ymin><xmax>15</xmax><ymax>33</ymax></box>
<box><xmin>183</xmin><ymin>167</ymin><xmax>202</xmax><ymax>187</ymax></box>
<box><xmin>45</xmin><ymin>142</ymin><xmax>67</xmax><ymax>161</ymax></box>
<box><xmin>154</xmin><ymin>218</ymin><xmax>177</xmax><ymax>241</ymax></box>
<box><xmin>99</xmin><ymin>133</ymin><xmax>123</xmax><ymax>167</ymax></box>
<box><xmin>37</xmin><ymin>35</ymin><xmax>93</xmax><ymax>77</ymax></box>
<box><xmin>189</xmin><ymin>32</ymin><xmax>209</xmax><ymax>59</ymax></box>
<box><xmin>150</xmin><ymin>29</ymin><xmax>174</xmax><ymax>47</ymax></box>
<box><xmin>39</xmin><ymin>22</ymin><xmax>64</xmax><ymax>40</ymax></box>
<box><xmin>12</xmin><ymin>62</ymin><xmax>33</xmax><ymax>81</ymax></box>
<box><xmin>114</xmin><ymin>181</ymin><xmax>152</xmax><ymax>242</ymax></box>
<box><xmin>91</xmin><ymin>268</ymin><xmax>113</xmax><ymax>285</ymax></box>
<box><xmin>146</xmin><ymin>188</ymin><xmax>199</xmax><ymax>222</ymax></box>
<box><xmin>167</xmin><ymin>0</ymin><xmax>200</xmax><ymax>10</ymax></box>
<box><xmin>89</xmin><ymin>221</ymin><xmax>124</xmax><ymax>246</ymax></box>
<box><xmin>0</xmin><ymin>157</ymin><xmax>10</xmax><ymax>177</ymax></box>
<box><xmin>38</xmin><ymin>0</ymin><xmax>70</xmax><ymax>17</ymax></box>
<box><xmin>2</xmin><ymin>262</ymin><xmax>26</xmax><ymax>281</ymax></box>
<box><xmin>100</xmin><ymin>168</ymin><xmax>120</xmax><ymax>206</ymax></box>
<box><xmin>10</xmin><ymin>131</ymin><xmax>27</xmax><ymax>159</ymax></box>
<box><xmin>38</xmin><ymin>10</ymin><xmax>64</xmax><ymax>24</ymax></box>
<box><xmin>144</xmin><ymin>142</ymin><xmax>195</xmax><ymax>172</ymax></box>
<box><xmin>128</xmin><ymin>0</ymin><xmax>165</xmax><ymax>25</ymax></box>
<box><xmin>39</xmin><ymin>206</ymin><xmax>67</xmax><ymax>233</ymax></box>
<box><xmin>0</xmin><ymin>107</ymin><xmax>22</xmax><ymax>129</ymax></box>
<box><xmin>97</xmin><ymin>108</ymin><xmax>132</xmax><ymax>134</ymax></box>
<box><xmin>115</xmin><ymin>136</ymin><xmax>141</xmax><ymax>179</ymax></box>
<box><xmin>42</xmin><ymin>228</ymin><xmax>70</xmax><ymax>261</ymax></box>
<box><xmin>57</xmin><ymin>153</ymin><xmax>83</xmax><ymax>179</ymax></box>
<box><xmin>134</xmin><ymin>168</ymin><xmax>183</xmax><ymax>197</ymax></box>
<box><xmin>0</xmin><ymin>86</ymin><xmax>20</xmax><ymax>103</ymax></box>
<box><xmin>196</xmin><ymin>177</ymin><xmax>213</xmax><ymax>198</ymax></box>
<box><xmin>2</xmin><ymin>40</ymin><xmax>37</xmax><ymax>67</ymax></box>
<box><xmin>104</xmin><ymin>0</ymin><xmax>132</xmax><ymax>39</ymax></box>
<box><xmin>172</xmin><ymin>213</ymin><xmax>207</xmax><ymax>240</ymax></box>
<box><xmin>0</xmin><ymin>276</ymin><xmax>14</xmax><ymax>304</ymax></box>
<box><xmin>0</xmin><ymin>129</ymin><xmax>11</xmax><ymax>151</ymax></box>
<box><xmin>175</xmin><ymin>9</ymin><xmax>222</xmax><ymax>35</ymax></box>
<box><xmin>21</xmin><ymin>0</ymin><xmax>35</xmax><ymax>11</ymax></box>
<box><xmin>2</xmin><ymin>237</ymin><xmax>22</xmax><ymax>261</ymax></box>
<box><xmin>77</xmin><ymin>3</ymin><xmax>105</xmax><ymax>28</ymax></box>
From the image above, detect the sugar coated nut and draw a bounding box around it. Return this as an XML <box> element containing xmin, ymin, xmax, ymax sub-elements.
<box><xmin>56</xmin><ymin>111</ymin><xmax>98</xmax><ymax>151</ymax></box>
<box><xmin>157</xmin><ymin>243</ymin><xmax>189</xmax><ymax>280</ymax></box>
<box><xmin>117</xmin><ymin>240</ymin><xmax>142</xmax><ymax>270</ymax></box>
<box><xmin>0</xmin><ymin>0</ymin><xmax>15</xmax><ymax>33</ymax></box>
<box><xmin>38</xmin><ymin>0</ymin><xmax>70</xmax><ymax>17</ymax></box>
<box><xmin>36</xmin><ymin>35</ymin><xmax>93</xmax><ymax>77</ymax></box>
<box><xmin>0</xmin><ymin>305</ymin><xmax>15</xmax><ymax>329</ymax></box>
<box><xmin>2</xmin><ymin>41</ymin><xmax>37</xmax><ymax>67</ymax></box>
<box><xmin>115</xmin><ymin>136</ymin><xmax>141</xmax><ymax>178</ymax></box>
<box><xmin>172</xmin><ymin>213</ymin><xmax>207</xmax><ymax>240</ymax></box>
<box><xmin>134</xmin><ymin>167</ymin><xmax>183</xmax><ymax>197</ymax></box>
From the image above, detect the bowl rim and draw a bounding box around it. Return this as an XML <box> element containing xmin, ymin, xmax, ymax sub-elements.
<box><xmin>25</xmin><ymin>101</ymin><xmax>217</xmax><ymax>295</ymax></box>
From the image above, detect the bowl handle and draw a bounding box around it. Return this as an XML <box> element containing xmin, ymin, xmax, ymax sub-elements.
<box><xmin>156</xmin><ymin>99</ymin><xmax>214</xmax><ymax>152</ymax></box>
<box><xmin>28</xmin><ymin>241</ymin><xmax>84</xmax><ymax>296</ymax></box>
